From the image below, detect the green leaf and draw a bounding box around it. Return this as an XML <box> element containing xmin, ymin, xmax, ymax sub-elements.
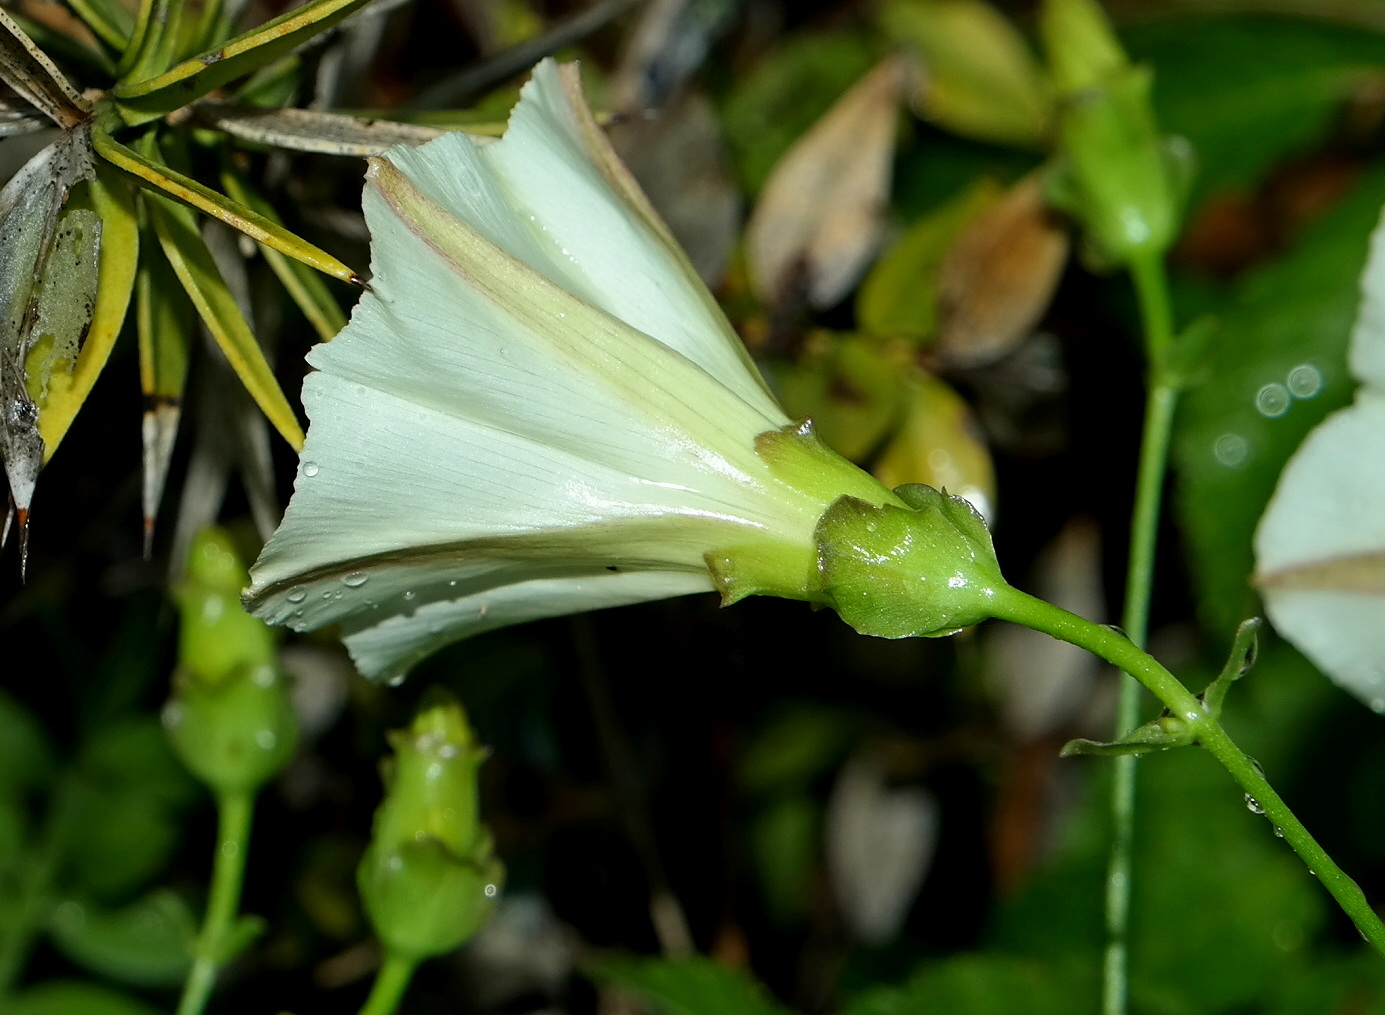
<box><xmin>7</xmin><ymin>981</ymin><xmax>165</xmax><ymax>1015</ymax></box>
<box><xmin>0</xmin><ymin>689</ymin><xmax>55</xmax><ymax>793</ymax></box>
<box><xmin>47</xmin><ymin>890</ymin><xmax>196</xmax><ymax>987</ymax></box>
<box><xmin>1173</xmin><ymin>167</ymin><xmax>1385</xmax><ymax>635</ymax></box>
<box><xmin>67</xmin><ymin>0</ymin><xmax>135</xmax><ymax>53</ymax></box>
<box><xmin>143</xmin><ymin>186</ymin><xmax>306</xmax><ymax>450</ymax></box>
<box><xmin>842</xmin><ymin>955</ymin><xmax>1077</xmax><ymax>1015</ymax></box>
<box><xmin>1128</xmin><ymin>16</ymin><xmax>1385</xmax><ymax>203</ymax></box>
<box><xmin>111</xmin><ymin>0</ymin><xmax>377</xmax><ymax>125</ymax></box>
<box><xmin>219</xmin><ymin>163</ymin><xmax>348</xmax><ymax>341</ymax></box>
<box><xmin>37</xmin><ymin>166</ymin><xmax>139</xmax><ymax>464</ymax></box>
<box><xmin>92</xmin><ymin>124</ymin><xmax>359</xmax><ymax>284</ymax></box>
<box><xmin>994</xmin><ymin>740</ymin><xmax>1325</xmax><ymax>1012</ymax></box>
<box><xmin>589</xmin><ymin>956</ymin><xmax>794</xmax><ymax>1015</ymax></box>
<box><xmin>136</xmin><ymin>222</ymin><xmax>193</xmax><ymax>548</ymax></box>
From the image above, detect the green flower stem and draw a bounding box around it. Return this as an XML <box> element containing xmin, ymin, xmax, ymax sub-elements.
<box><xmin>176</xmin><ymin>789</ymin><xmax>254</xmax><ymax>1015</ymax></box>
<box><xmin>990</xmin><ymin>586</ymin><xmax>1385</xmax><ymax>955</ymax></box>
<box><xmin>357</xmin><ymin>953</ymin><xmax>418</xmax><ymax>1015</ymax></box>
<box><xmin>1103</xmin><ymin>251</ymin><xmax>1181</xmax><ymax>1015</ymax></box>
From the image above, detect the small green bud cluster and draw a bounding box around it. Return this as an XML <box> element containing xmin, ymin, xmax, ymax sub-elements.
<box><xmin>165</xmin><ymin>528</ymin><xmax>297</xmax><ymax>794</ymax></box>
<box><xmin>357</xmin><ymin>691</ymin><xmax>503</xmax><ymax>962</ymax></box>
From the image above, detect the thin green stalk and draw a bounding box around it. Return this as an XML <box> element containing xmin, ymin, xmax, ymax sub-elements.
<box><xmin>357</xmin><ymin>953</ymin><xmax>418</xmax><ymax>1015</ymax></box>
<box><xmin>1101</xmin><ymin>253</ymin><xmax>1180</xmax><ymax>1015</ymax></box>
<box><xmin>176</xmin><ymin>789</ymin><xmax>254</xmax><ymax>1015</ymax></box>
<box><xmin>991</xmin><ymin>586</ymin><xmax>1385</xmax><ymax>954</ymax></box>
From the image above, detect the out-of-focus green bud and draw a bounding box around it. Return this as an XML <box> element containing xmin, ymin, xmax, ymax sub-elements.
<box><xmin>1041</xmin><ymin>0</ymin><xmax>1126</xmax><ymax>94</ymax></box>
<box><xmin>1039</xmin><ymin>0</ymin><xmax>1183</xmax><ymax>267</ymax></box>
<box><xmin>815</xmin><ymin>484</ymin><xmax>1009</xmax><ymax>638</ymax></box>
<box><xmin>358</xmin><ymin>691</ymin><xmax>503</xmax><ymax>962</ymax></box>
<box><xmin>176</xmin><ymin>529</ymin><xmax>277</xmax><ymax>686</ymax></box>
<box><xmin>164</xmin><ymin>528</ymin><xmax>297</xmax><ymax>794</ymax></box>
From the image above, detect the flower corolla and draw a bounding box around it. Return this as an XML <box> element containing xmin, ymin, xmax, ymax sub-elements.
<box><xmin>1254</xmin><ymin>205</ymin><xmax>1385</xmax><ymax>711</ymax></box>
<box><xmin>244</xmin><ymin>60</ymin><xmax>895</xmax><ymax>681</ymax></box>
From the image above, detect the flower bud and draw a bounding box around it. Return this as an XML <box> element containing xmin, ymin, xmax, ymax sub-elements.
<box><xmin>165</xmin><ymin>529</ymin><xmax>297</xmax><ymax>794</ymax></box>
<box><xmin>815</xmin><ymin>484</ymin><xmax>1009</xmax><ymax>638</ymax></box>
<box><xmin>358</xmin><ymin>692</ymin><xmax>502</xmax><ymax>961</ymax></box>
<box><xmin>1040</xmin><ymin>0</ymin><xmax>1183</xmax><ymax>266</ymax></box>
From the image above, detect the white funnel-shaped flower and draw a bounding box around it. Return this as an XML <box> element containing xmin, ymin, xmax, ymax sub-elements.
<box><xmin>245</xmin><ymin>61</ymin><xmax>892</xmax><ymax>681</ymax></box>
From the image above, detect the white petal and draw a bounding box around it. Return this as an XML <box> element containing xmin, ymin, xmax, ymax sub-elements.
<box><xmin>379</xmin><ymin>60</ymin><xmax>783</xmax><ymax>419</ymax></box>
<box><xmin>343</xmin><ymin>570</ymin><xmax>714</xmax><ymax>682</ymax></box>
<box><xmin>1254</xmin><ymin>393</ymin><xmax>1385</xmax><ymax>573</ymax></box>
<box><xmin>1254</xmin><ymin>393</ymin><xmax>1385</xmax><ymax>707</ymax></box>
<box><xmin>1350</xmin><ymin>206</ymin><xmax>1385</xmax><ymax>390</ymax></box>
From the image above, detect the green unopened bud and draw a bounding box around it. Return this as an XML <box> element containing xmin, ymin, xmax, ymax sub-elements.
<box><xmin>164</xmin><ymin>662</ymin><xmax>298</xmax><ymax>794</ymax></box>
<box><xmin>1040</xmin><ymin>0</ymin><xmax>1183</xmax><ymax>266</ymax></box>
<box><xmin>166</xmin><ymin>528</ymin><xmax>297</xmax><ymax>794</ymax></box>
<box><xmin>358</xmin><ymin>691</ymin><xmax>502</xmax><ymax>962</ymax></box>
<box><xmin>1041</xmin><ymin>0</ymin><xmax>1127</xmax><ymax>94</ymax></box>
<box><xmin>178</xmin><ymin>528</ymin><xmax>277</xmax><ymax>685</ymax></box>
<box><xmin>816</xmin><ymin>484</ymin><xmax>1008</xmax><ymax>638</ymax></box>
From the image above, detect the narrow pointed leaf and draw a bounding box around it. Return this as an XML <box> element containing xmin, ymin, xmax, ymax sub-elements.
<box><xmin>112</xmin><ymin>0</ymin><xmax>376</xmax><ymax>124</ymax></box>
<box><xmin>137</xmin><ymin>236</ymin><xmax>192</xmax><ymax>554</ymax></box>
<box><xmin>92</xmin><ymin>125</ymin><xmax>359</xmax><ymax>284</ymax></box>
<box><xmin>67</xmin><ymin>0</ymin><xmax>135</xmax><ymax>53</ymax></box>
<box><xmin>144</xmin><ymin>193</ymin><xmax>305</xmax><ymax>450</ymax></box>
<box><xmin>37</xmin><ymin>166</ymin><xmax>138</xmax><ymax>461</ymax></box>
<box><xmin>115</xmin><ymin>0</ymin><xmax>182</xmax><ymax>83</ymax></box>
<box><xmin>218</xmin><ymin>164</ymin><xmax>348</xmax><ymax>340</ymax></box>
<box><xmin>0</xmin><ymin>127</ymin><xmax>95</xmax><ymax>563</ymax></box>
<box><xmin>0</xmin><ymin>8</ymin><xmax>90</xmax><ymax>128</ymax></box>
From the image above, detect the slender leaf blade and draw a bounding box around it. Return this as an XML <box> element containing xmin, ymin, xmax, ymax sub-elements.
<box><xmin>37</xmin><ymin>166</ymin><xmax>139</xmax><ymax>461</ymax></box>
<box><xmin>91</xmin><ymin>124</ymin><xmax>360</xmax><ymax>283</ymax></box>
<box><xmin>218</xmin><ymin>164</ymin><xmax>348</xmax><ymax>341</ymax></box>
<box><xmin>144</xmin><ymin>192</ymin><xmax>305</xmax><ymax>451</ymax></box>
<box><xmin>111</xmin><ymin>0</ymin><xmax>376</xmax><ymax>123</ymax></box>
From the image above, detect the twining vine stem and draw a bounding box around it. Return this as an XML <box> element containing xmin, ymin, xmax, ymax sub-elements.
<box><xmin>991</xmin><ymin>587</ymin><xmax>1385</xmax><ymax>956</ymax></box>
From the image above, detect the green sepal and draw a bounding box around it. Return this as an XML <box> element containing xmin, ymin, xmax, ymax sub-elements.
<box><xmin>164</xmin><ymin>661</ymin><xmax>298</xmax><ymax>794</ymax></box>
<box><xmin>1201</xmin><ymin>617</ymin><xmax>1261</xmax><ymax>718</ymax></box>
<box><xmin>1060</xmin><ymin>713</ymin><xmax>1194</xmax><ymax>758</ymax></box>
<box><xmin>706</xmin><ymin>420</ymin><xmax>901</xmax><ymax>606</ymax></box>
<box><xmin>358</xmin><ymin>839</ymin><xmax>502</xmax><ymax>962</ymax></box>
<box><xmin>815</xmin><ymin>484</ymin><xmax>1008</xmax><ymax>639</ymax></box>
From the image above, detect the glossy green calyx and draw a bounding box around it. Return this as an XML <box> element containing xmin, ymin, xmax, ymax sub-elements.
<box><xmin>815</xmin><ymin>484</ymin><xmax>1009</xmax><ymax>638</ymax></box>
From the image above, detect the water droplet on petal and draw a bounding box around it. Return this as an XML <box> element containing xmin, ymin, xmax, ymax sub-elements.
<box><xmin>286</xmin><ymin>586</ymin><xmax>307</xmax><ymax>603</ymax></box>
<box><xmin>403</xmin><ymin>590</ymin><xmax>416</xmax><ymax>601</ymax></box>
<box><xmin>302</xmin><ymin>461</ymin><xmax>320</xmax><ymax>478</ymax></box>
<box><xmin>342</xmin><ymin>571</ymin><xmax>368</xmax><ymax>588</ymax></box>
